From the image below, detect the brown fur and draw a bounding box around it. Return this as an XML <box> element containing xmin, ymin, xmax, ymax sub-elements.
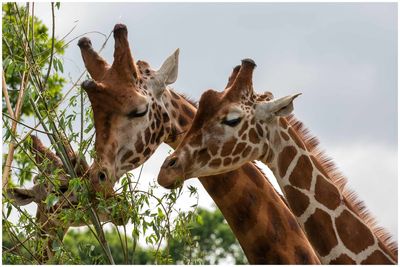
<box><xmin>277</xmin><ymin>146</ymin><xmax>297</xmax><ymax>177</ymax></box>
<box><xmin>361</xmin><ymin>250</ymin><xmax>394</xmax><ymax>264</ymax></box>
<box><xmin>288</xmin><ymin>155</ymin><xmax>313</xmax><ymax>190</ymax></box>
<box><xmin>284</xmin><ymin>186</ymin><xmax>310</xmax><ymax>217</ymax></box>
<box><xmin>335</xmin><ymin>209</ymin><xmax>375</xmax><ymax>253</ymax></box>
<box><xmin>304</xmin><ymin>208</ymin><xmax>339</xmax><ymax>256</ymax></box>
<box><xmin>314</xmin><ymin>175</ymin><xmax>341</xmax><ymax>210</ymax></box>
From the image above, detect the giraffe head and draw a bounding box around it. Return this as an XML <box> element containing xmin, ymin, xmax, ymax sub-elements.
<box><xmin>6</xmin><ymin>135</ymin><xmax>80</xmax><ymax>210</ymax></box>
<box><xmin>158</xmin><ymin>59</ymin><xmax>301</xmax><ymax>188</ymax></box>
<box><xmin>78</xmin><ymin>24</ymin><xmax>179</xmax><ymax>196</ymax></box>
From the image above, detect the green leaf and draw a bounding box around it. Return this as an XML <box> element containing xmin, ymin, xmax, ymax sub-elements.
<box><xmin>57</xmin><ymin>59</ymin><xmax>64</xmax><ymax>73</ymax></box>
<box><xmin>45</xmin><ymin>193</ymin><xmax>58</xmax><ymax>208</ymax></box>
<box><xmin>52</xmin><ymin>240</ymin><xmax>61</xmax><ymax>251</ymax></box>
<box><xmin>53</xmin><ymin>58</ymin><xmax>58</xmax><ymax>71</ymax></box>
<box><xmin>157</xmin><ymin>207</ymin><xmax>165</xmax><ymax>219</ymax></box>
<box><xmin>6</xmin><ymin>204</ymin><xmax>12</xmax><ymax>218</ymax></box>
<box><xmin>196</xmin><ymin>214</ymin><xmax>204</xmax><ymax>225</ymax></box>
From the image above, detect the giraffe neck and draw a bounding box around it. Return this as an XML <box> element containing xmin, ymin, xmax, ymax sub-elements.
<box><xmin>260</xmin><ymin>117</ymin><xmax>397</xmax><ymax>264</ymax></box>
<box><xmin>161</xmin><ymin>89</ymin><xmax>320</xmax><ymax>264</ymax></box>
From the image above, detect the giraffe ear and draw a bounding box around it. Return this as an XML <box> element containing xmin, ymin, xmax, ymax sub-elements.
<box><xmin>156</xmin><ymin>48</ymin><xmax>179</xmax><ymax>86</ymax></box>
<box><xmin>6</xmin><ymin>186</ymin><xmax>40</xmax><ymax>206</ymax></box>
<box><xmin>256</xmin><ymin>93</ymin><xmax>301</xmax><ymax>119</ymax></box>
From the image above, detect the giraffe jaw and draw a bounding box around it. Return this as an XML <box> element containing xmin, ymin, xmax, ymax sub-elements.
<box><xmin>157</xmin><ymin>166</ymin><xmax>185</xmax><ymax>189</ymax></box>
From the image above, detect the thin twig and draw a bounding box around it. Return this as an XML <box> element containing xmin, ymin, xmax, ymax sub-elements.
<box><xmin>2</xmin><ymin>5</ymin><xmax>31</xmax><ymax>189</ymax></box>
<box><xmin>42</xmin><ymin>2</ymin><xmax>55</xmax><ymax>90</ymax></box>
<box><xmin>2</xmin><ymin>70</ymin><xmax>15</xmax><ymax>118</ymax></box>
<box><xmin>2</xmin><ymin>113</ymin><xmax>55</xmax><ymax>135</ymax></box>
<box><xmin>3</xmin><ymin>216</ymin><xmax>41</xmax><ymax>264</ymax></box>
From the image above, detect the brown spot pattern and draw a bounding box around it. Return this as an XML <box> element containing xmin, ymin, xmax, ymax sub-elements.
<box><xmin>170</xmin><ymin>90</ymin><xmax>181</xmax><ymax>100</ymax></box>
<box><xmin>281</xmin><ymin>131</ymin><xmax>289</xmax><ymax>141</ymax></box>
<box><xmin>256</xmin><ymin>123</ymin><xmax>264</xmax><ymax>136</ymax></box>
<box><xmin>178</xmin><ymin>115</ymin><xmax>188</xmax><ymax>127</ymax></box>
<box><xmin>238</xmin><ymin>121</ymin><xmax>248</xmax><ymax>136</ymax></box>
<box><xmin>209</xmin><ymin>158</ymin><xmax>222</xmax><ymax>168</ymax></box>
<box><xmin>171</xmin><ymin>99</ymin><xmax>179</xmax><ymax>109</ymax></box>
<box><xmin>120</xmin><ymin>150</ymin><xmax>133</xmax><ymax>163</ymax></box>
<box><xmin>288</xmin><ymin>127</ymin><xmax>306</xmax><ymax>150</ymax></box>
<box><xmin>310</xmin><ymin>155</ymin><xmax>330</xmax><ymax>178</ymax></box>
<box><xmin>221</xmin><ymin>138</ymin><xmax>236</xmax><ymax>156</ymax></box>
<box><xmin>289</xmin><ymin>155</ymin><xmax>313</xmax><ymax>190</ymax></box>
<box><xmin>144</xmin><ymin>128</ymin><xmax>151</xmax><ymax>144</ymax></box>
<box><xmin>143</xmin><ymin>148</ymin><xmax>151</xmax><ymax>157</ymax></box>
<box><xmin>315</xmin><ymin>175</ymin><xmax>341</xmax><ymax>210</ymax></box>
<box><xmin>121</xmin><ymin>165</ymin><xmax>132</xmax><ymax>171</ymax></box>
<box><xmin>277</xmin><ymin>146</ymin><xmax>297</xmax><ymax>178</ymax></box>
<box><xmin>360</xmin><ymin>250</ymin><xmax>393</xmax><ymax>264</ymax></box>
<box><xmin>304</xmin><ymin>208</ymin><xmax>338</xmax><ymax>256</ymax></box>
<box><xmin>130</xmin><ymin>157</ymin><xmax>140</xmax><ymax>165</ymax></box>
<box><xmin>233</xmin><ymin>142</ymin><xmax>246</xmax><ymax>155</ymax></box>
<box><xmin>335</xmin><ymin>209</ymin><xmax>375</xmax><ymax>254</ymax></box>
<box><xmin>197</xmin><ymin>149</ymin><xmax>211</xmax><ymax>166</ymax></box>
<box><xmin>242</xmin><ymin>146</ymin><xmax>252</xmax><ymax>158</ymax></box>
<box><xmin>182</xmin><ymin>104</ymin><xmax>195</xmax><ymax>119</ymax></box>
<box><xmin>223</xmin><ymin>157</ymin><xmax>232</xmax><ymax>166</ymax></box>
<box><xmin>162</xmin><ymin>112</ymin><xmax>170</xmax><ymax>123</ymax></box>
<box><xmin>209</xmin><ymin>143</ymin><xmax>219</xmax><ymax>155</ymax></box>
<box><xmin>265</xmin><ymin>147</ymin><xmax>274</xmax><ymax>163</ymax></box>
<box><xmin>135</xmin><ymin>133</ymin><xmax>144</xmax><ymax>153</ymax></box>
<box><xmin>284</xmin><ymin>186</ymin><xmax>310</xmax><ymax>217</ymax></box>
<box><xmin>279</xmin><ymin>117</ymin><xmax>289</xmax><ymax>129</ymax></box>
<box><xmin>232</xmin><ymin>156</ymin><xmax>240</xmax><ymax>164</ymax></box>
<box><xmin>248</xmin><ymin>128</ymin><xmax>259</xmax><ymax>144</ymax></box>
<box><xmin>330</xmin><ymin>254</ymin><xmax>356</xmax><ymax>264</ymax></box>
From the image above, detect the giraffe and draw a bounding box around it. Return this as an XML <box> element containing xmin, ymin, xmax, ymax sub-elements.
<box><xmin>6</xmin><ymin>135</ymin><xmax>124</xmax><ymax>263</ymax></box>
<box><xmin>157</xmin><ymin>58</ymin><xmax>398</xmax><ymax>264</ymax></box>
<box><xmin>77</xmin><ymin>23</ymin><xmax>320</xmax><ymax>264</ymax></box>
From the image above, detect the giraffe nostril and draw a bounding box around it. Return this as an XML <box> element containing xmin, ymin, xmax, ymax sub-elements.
<box><xmin>98</xmin><ymin>171</ymin><xmax>107</xmax><ymax>182</ymax></box>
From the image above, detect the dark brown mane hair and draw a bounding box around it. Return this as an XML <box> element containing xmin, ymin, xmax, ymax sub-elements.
<box><xmin>285</xmin><ymin>114</ymin><xmax>398</xmax><ymax>258</ymax></box>
<box><xmin>170</xmin><ymin>88</ymin><xmax>198</xmax><ymax>108</ymax></box>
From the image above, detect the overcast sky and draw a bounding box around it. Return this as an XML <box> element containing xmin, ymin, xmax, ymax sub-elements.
<box><xmin>10</xmin><ymin>2</ymin><xmax>397</xmax><ymax>242</ymax></box>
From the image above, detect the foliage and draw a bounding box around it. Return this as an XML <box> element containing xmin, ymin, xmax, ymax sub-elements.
<box><xmin>2</xmin><ymin>2</ymin><xmax>66</xmax><ymax>187</ymax></box>
<box><xmin>169</xmin><ymin>207</ymin><xmax>248</xmax><ymax>264</ymax></box>
<box><xmin>2</xmin><ymin>3</ymin><xmax>247</xmax><ymax>265</ymax></box>
<box><xmin>2</xmin><ymin>2</ymin><xmax>65</xmax><ymax>117</ymax></box>
<box><xmin>3</xmin><ymin>207</ymin><xmax>247</xmax><ymax>264</ymax></box>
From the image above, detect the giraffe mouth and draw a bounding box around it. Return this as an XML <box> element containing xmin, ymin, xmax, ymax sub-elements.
<box><xmin>161</xmin><ymin>179</ymin><xmax>184</xmax><ymax>190</ymax></box>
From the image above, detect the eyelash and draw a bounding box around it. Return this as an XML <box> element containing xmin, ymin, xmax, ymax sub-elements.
<box><xmin>127</xmin><ymin>104</ymin><xmax>149</xmax><ymax>119</ymax></box>
<box><xmin>222</xmin><ymin>117</ymin><xmax>242</xmax><ymax>127</ymax></box>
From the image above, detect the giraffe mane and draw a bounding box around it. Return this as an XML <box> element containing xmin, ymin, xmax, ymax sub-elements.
<box><xmin>171</xmin><ymin>88</ymin><xmax>198</xmax><ymax>108</ymax></box>
<box><xmin>286</xmin><ymin>114</ymin><xmax>398</xmax><ymax>257</ymax></box>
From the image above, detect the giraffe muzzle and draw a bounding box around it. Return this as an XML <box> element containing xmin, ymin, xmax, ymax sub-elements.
<box><xmin>158</xmin><ymin>156</ymin><xmax>185</xmax><ymax>189</ymax></box>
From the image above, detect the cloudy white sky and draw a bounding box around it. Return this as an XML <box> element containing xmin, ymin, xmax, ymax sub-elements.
<box><xmin>8</xmin><ymin>2</ymin><xmax>397</xmax><ymax>243</ymax></box>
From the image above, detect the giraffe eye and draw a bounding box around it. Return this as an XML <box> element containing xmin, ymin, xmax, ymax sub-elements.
<box><xmin>222</xmin><ymin>117</ymin><xmax>242</xmax><ymax>127</ymax></box>
<box><xmin>127</xmin><ymin>104</ymin><xmax>148</xmax><ymax>119</ymax></box>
